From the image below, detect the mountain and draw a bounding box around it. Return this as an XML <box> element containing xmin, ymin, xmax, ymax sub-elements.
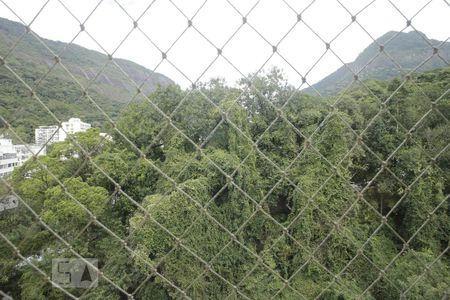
<box><xmin>0</xmin><ymin>17</ymin><xmax>173</xmax><ymax>142</ymax></box>
<box><xmin>305</xmin><ymin>31</ymin><xmax>450</xmax><ymax>96</ymax></box>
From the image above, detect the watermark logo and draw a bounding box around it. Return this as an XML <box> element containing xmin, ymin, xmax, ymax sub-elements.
<box><xmin>52</xmin><ymin>258</ymin><xmax>98</xmax><ymax>288</ymax></box>
<box><xmin>0</xmin><ymin>195</ymin><xmax>18</xmax><ymax>212</ymax></box>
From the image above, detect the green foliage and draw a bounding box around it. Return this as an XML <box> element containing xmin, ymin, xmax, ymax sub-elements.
<box><xmin>41</xmin><ymin>177</ymin><xmax>109</xmax><ymax>238</ymax></box>
<box><xmin>1</xmin><ymin>67</ymin><xmax>449</xmax><ymax>299</ymax></box>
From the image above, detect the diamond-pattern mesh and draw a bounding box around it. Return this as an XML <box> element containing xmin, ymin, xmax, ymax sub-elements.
<box><xmin>0</xmin><ymin>0</ymin><xmax>449</xmax><ymax>299</ymax></box>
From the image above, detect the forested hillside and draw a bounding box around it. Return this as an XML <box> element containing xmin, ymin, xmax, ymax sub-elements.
<box><xmin>0</xmin><ymin>67</ymin><xmax>449</xmax><ymax>299</ymax></box>
<box><xmin>0</xmin><ymin>17</ymin><xmax>172</xmax><ymax>143</ymax></box>
<box><xmin>305</xmin><ymin>31</ymin><xmax>450</xmax><ymax>96</ymax></box>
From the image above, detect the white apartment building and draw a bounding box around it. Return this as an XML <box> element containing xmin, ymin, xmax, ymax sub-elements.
<box><xmin>0</xmin><ymin>138</ymin><xmax>20</xmax><ymax>178</ymax></box>
<box><xmin>14</xmin><ymin>144</ymin><xmax>46</xmax><ymax>164</ymax></box>
<box><xmin>35</xmin><ymin>125</ymin><xmax>61</xmax><ymax>145</ymax></box>
<box><xmin>35</xmin><ymin>118</ymin><xmax>91</xmax><ymax>145</ymax></box>
<box><xmin>0</xmin><ymin>139</ymin><xmax>46</xmax><ymax>178</ymax></box>
<box><xmin>61</xmin><ymin>118</ymin><xmax>91</xmax><ymax>139</ymax></box>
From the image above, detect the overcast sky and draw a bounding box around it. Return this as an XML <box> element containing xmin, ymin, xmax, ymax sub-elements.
<box><xmin>0</xmin><ymin>0</ymin><xmax>449</xmax><ymax>88</ymax></box>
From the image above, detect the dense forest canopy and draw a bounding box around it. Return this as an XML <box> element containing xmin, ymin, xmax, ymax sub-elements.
<box><xmin>1</xmin><ymin>67</ymin><xmax>449</xmax><ymax>299</ymax></box>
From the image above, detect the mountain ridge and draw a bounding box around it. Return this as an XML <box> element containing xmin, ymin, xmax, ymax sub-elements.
<box><xmin>0</xmin><ymin>17</ymin><xmax>173</xmax><ymax>142</ymax></box>
<box><xmin>304</xmin><ymin>30</ymin><xmax>450</xmax><ymax>95</ymax></box>
<box><xmin>0</xmin><ymin>17</ymin><xmax>173</xmax><ymax>100</ymax></box>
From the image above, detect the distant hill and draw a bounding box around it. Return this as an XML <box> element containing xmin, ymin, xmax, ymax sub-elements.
<box><xmin>0</xmin><ymin>17</ymin><xmax>173</xmax><ymax>142</ymax></box>
<box><xmin>304</xmin><ymin>31</ymin><xmax>450</xmax><ymax>96</ymax></box>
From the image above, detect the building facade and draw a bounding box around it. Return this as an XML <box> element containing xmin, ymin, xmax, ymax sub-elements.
<box><xmin>35</xmin><ymin>118</ymin><xmax>91</xmax><ymax>145</ymax></box>
<box><xmin>0</xmin><ymin>138</ymin><xmax>20</xmax><ymax>178</ymax></box>
<box><xmin>0</xmin><ymin>138</ymin><xmax>46</xmax><ymax>178</ymax></box>
<box><xmin>61</xmin><ymin>118</ymin><xmax>91</xmax><ymax>136</ymax></box>
<box><xmin>14</xmin><ymin>144</ymin><xmax>46</xmax><ymax>165</ymax></box>
<box><xmin>35</xmin><ymin>125</ymin><xmax>61</xmax><ymax>145</ymax></box>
